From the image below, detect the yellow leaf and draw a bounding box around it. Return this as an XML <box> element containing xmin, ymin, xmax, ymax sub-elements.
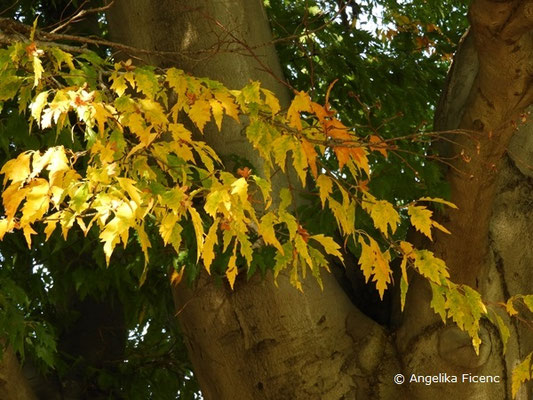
<box><xmin>316</xmin><ymin>175</ymin><xmax>333</xmax><ymax>208</ymax></box>
<box><xmin>1</xmin><ymin>151</ymin><xmax>32</xmax><ymax>185</ymax></box>
<box><xmin>236</xmin><ymin>232</ymin><xmax>253</xmax><ymax>266</ymax></box>
<box><xmin>328</xmin><ymin>197</ymin><xmax>354</xmax><ymax>236</ymax></box>
<box><xmin>506</xmin><ymin>298</ymin><xmax>518</xmax><ymax>316</ymax></box>
<box><xmin>400</xmin><ymin>255</ymin><xmax>408</xmax><ymax>311</ymax></box>
<box><xmin>44</xmin><ymin>218</ymin><xmax>58</xmax><ymax>240</ymax></box>
<box><xmin>214</xmin><ymin>90</ymin><xmax>240</xmax><ymax>122</ymax></box>
<box><xmin>20</xmin><ymin>178</ymin><xmax>49</xmax><ymax>225</ymax></box>
<box><xmin>166</xmin><ymin>68</ymin><xmax>187</xmax><ymax>95</ymax></box>
<box><xmin>258</xmin><ymin>212</ymin><xmax>283</xmax><ymax>253</ymax></box>
<box><xmin>364</xmin><ymin>197</ymin><xmax>400</xmax><ymax>235</ymax></box>
<box><xmin>99</xmin><ymin>217</ymin><xmax>122</xmax><ymax>264</ymax></box>
<box><xmin>2</xmin><ymin>184</ymin><xmax>28</xmax><ymax>220</ymax></box>
<box><xmin>159</xmin><ymin>213</ymin><xmax>179</xmax><ymax>246</ymax></box>
<box><xmin>0</xmin><ymin>218</ymin><xmax>13</xmax><ymax>240</ymax></box>
<box><xmin>301</xmin><ymin>139</ymin><xmax>318</xmax><ymax>178</ymax></box>
<box><xmin>32</xmin><ymin>54</ymin><xmax>44</xmax><ymax>87</ymax></box>
<box><xmin>110</xmin><ymin>72</ymin><xmax>128</xmax><ymax>96</ymax></box>
<box><xmin>295</xmin><ymin>234</ymin><xmax>313</xmax><ymax>270</ymax></box>
<box><xmin>287</xmin><ymin>91</ymin><xmax>312</xmax><ymax>130</ymax></box>
<box><xmin>369</xmin><ymin>135</ymin><xmax>388</xmax><ymax>157</ymax></box>
<box><xmin>358</xmin><ymin>235</ymin><xmax>392</xmax><ymax>300</ymax></box>
<box><xmin>31</xmin><ymin>148</ymin><xmax>54</xmax><ymax>178</ymax></box>
<box><xmin>136</xmin><ymin>223</ymin><xmax>151</xmax><ymax>265</ymax></box>
<box><xmin>372</xmin><ymin>243</ymin><xmax>391</xmax><ymax>300</ymax></box>
<box><xmin>432</xmin><ymin>220</ymin><xmax>451</xmax><ymax>235</ymax></box>
<box><xmin>140</xmin><ymin>98</ymin><xmax>167</xmax><ymax>126</ymax></box>
<box><xmin>292</xmin><ymin>142</ymin><xmax>308</xmax><ymax>184</ymax></box>
<box><xmin>226</xmin><ymin>253</ymin><xmax>238</xmax><ymax>290</ymax></box>
<box><xmin>512</xmin><ymin>353</ymin><xmax>533</xmax><ymax>398</ymax></box>
<box><xmin>251</xmin><ymin>175</ymin><xmax>272</xmax><ymax>209</ymax></box>
<box><xmin>413</xmin><ymin>249</ymin><xmax>449</xmax><ymax>283</ymax></box>
<box><xmin>117</xmin><ymin>177</ymin><xmax>142</xmax><ymax>206</ymax></box>
<box><xmin>188</xmin><ymin>99</ymin><xmax>211</xmax><ymax>132</ymax></box>
<box><xmin>290</xmin><ymin>263</ymin><xmax>303</xmax><ymax>292</ymax></box>
<box><xmin>261</xmin><ymin>88</ymin><xmax>280</xmax><ymax>116</ymax></box>
<box><xmin>419</xmin><ymin>196</ymin><xmax>458</xmax><ymax>209</ymax></box>
<box><xmin>408</xmin><ymin>205</ymin><xmax>434</xmax><ymax>240</ymax></box>
<box><xmin>230</xmin><ymin>177</ymin><xmax>248</xmax><ymax>202</ymax></box>
<box><xmin>188</xmin><ymin>207</ymin><xmax>204</xmax><ymax>261</ymax></box>
<box><xmin>30</xmin><ymin>91</ymin><xmax>49</xmax><ymax>124</ymax></box>
<box><xmin>272</xmin><ymin>135</ymin><xmax>292</xmax><ymax>172</ymax></box>
<box><xmin>203</xmin><ymin>220</ymin><xmax>219</xmax><ymax>274</ymax></box>
<box><xmin>209</xmin><ymin>98</ymin><xmax>224</xmax><ymax>130</ymax></box>
<box><xmin>399</xmin><ymin>240</ymin><xmax>414</xmax><ymax>258</ymax></box>
<box><xmin>310</xmin><ymin>234</ymin><xmax>343</xmax><ymax>262</ymax></box>
<box><xmin>23</xmin><ymin>224</ymin><xmax>37</xmax><ymax>248</ymax></box>
<box><xmin>170</xmin><ymin>268</ymin><xmax>185</xmax><ymax>286</ymax></box>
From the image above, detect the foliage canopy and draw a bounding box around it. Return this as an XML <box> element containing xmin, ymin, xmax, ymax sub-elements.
<box><xmin>0</xmin><ymin>1</ymin><xmax>531</xmax><ymax>398</ymax></box>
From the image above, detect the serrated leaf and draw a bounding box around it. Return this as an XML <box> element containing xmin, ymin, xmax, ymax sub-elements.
<box><xmin>188</xmin><ymin>99</ymin><xmax>211</xmax><ymax>132</ymax></box>
<box><xmin>419</xmin><ymin>196</ymin><xmax>458</xmax><ymax>209</ymax></box>
<box><xmin>365</xmin><ymin>198</ymin><xmax>399</xmax><ymax>235</ymax></box>
<box><xmin>413</xmin><ymin>249</ymin><xmax>449</xmax><ymax>283</ymax></box>
<box><xmin>358</xmin><ymin>235</ymin><xmax>392</xmax><ymax>299</ymax></box>
<box><xmin>432</xmin><ymin>220</ymin><xmax>451</xmax><ymax>235</ymax></box>
<box><xmin>301</xmin><ymin>139</ymin><xmax>318</xmax><ymax>178</ymax></box>
<box><xmin>1</xmin><ymin>151</ymin><xmax>32</xmax><ymax>185</ymax></box>
<box><xmin>316</xmin><ymin>175</ymin><xmax>333</xmax><ymax>208</ymax></box>
<box><xmin>429</xmin><ymin>282</ymin><xmax>447</xmax><ymax>322</ymax></box>
<box><xmin>20</xmin><ymin>178</ymin><xmax>49</xmax><ymax>225</ymax></box>
<box><xmin>110</xmin><ymin>73</ymin><xmax>128</xmax><ymax>96</ymax></box>
<box><xmin>512</xmin><ymin>353</ymin><xmax>533</xmax><ymax>398</ymax></box>
<box><xmin>203</xmin><ymin>220</ymin><xmax>219</xmax><ymax>274</ymax></box>
<box><xmin>136</xmin><ymin>223</ymin><xmax>151</xmax><ymax>266</ymax></box>
<box><xmin>32</xmin><ymin>54</ymin><xmax>43</xmax><ymax>87</ymax></box>
<box><xmin>188</xmin><ymin>206</ymin><xmax>204</xmax><ymax>261</ymax></box>
<box><xmin>274</xmin><ymin>242</ymin><xmax>293</xmax><ymax>281</ymax></box>
<box><xmin>2</xmin><ymin>184</ymin><xmax>28</xmax><ymax>220</ymax></box>
<box><xmin>310</xmin><ymin>234</ymin><xmax>343</xmax><ymax>261</ymax></box>
<box><xmin>230</xmin><ymin>177</ymin><xmax>248</xmax><ymax>202</ymax></box>
<box><xmin>287</xmin><ymin>91</ymin><xmax>312</xmax><ymax>130</ymax></box>
<box><xmin>258</xmin><ymin>212</ymin><xmax>283</xmax><ymax>253</ymax></box>
<box><xmin>251</xmin><ymin>175</ymin><xmax>271</xmax><ymax>209</ymax></box>
<box><xmin>226</xmin><ymin>253</ymin><xmax>238</xmax><ymax>289</ymax></box>
<box><xmin>214</xmin><ymin>90</ymin><xmax>240</xmax><ymax>121</ymax></box>
<box><xmin>209</xmin><ymin>98</ymin><xmax>224</xmax><ymax>130</ymax></box>
<box><xmin>134</xmin><ymin>68</ymin><xmax>159</xmax><ymax>97</ymax></box>
<box><xmin>30</xmin><ymin>91</ymin><xmax>49</xmax><ymax>125</ymax></box>
<box><xmin>408</xmin><ymin>205</ymin><xmax>434</xmax><ymax>240</ymax></box>
<box><xmin>292</xmin><ymin>141</ymin><xmax>308</xmax><ymax>184</ymax></box>
<box><xmin>506</xmin><ymin>298</ymin><xmax>518</xmax><ymax>316</ymax></box>
<box><xmin>261</xmin><ymin>88</ymin><xmax>280</xmax><ymax>116</ymax></box>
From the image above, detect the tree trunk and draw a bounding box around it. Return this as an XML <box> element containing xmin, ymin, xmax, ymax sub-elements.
<box><xmin>0</xmin><ymin>346</ymin><xmax>37</xmax><ymax>400</ymax></box>
<box><xmin>106</xmin><ymin>1</ymin><xmax>533</xmax><ymax>399</ymax></box>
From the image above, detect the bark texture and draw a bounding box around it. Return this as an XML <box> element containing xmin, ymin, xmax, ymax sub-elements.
<box><xmin>400</xmin><ymin>1</ymin><xmax>533</xmax><ymax>398</ymax></box>
<box><xmin>0</xmin><ymin>346</ymin><xmax>37</xmax><ymax>400</ymax></box>
<box><xmin>106</xmin><ymin>1</ymin><xmax>533</xmax><ymax>399</ymax></box>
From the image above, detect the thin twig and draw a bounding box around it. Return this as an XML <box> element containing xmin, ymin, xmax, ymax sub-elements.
<box><xmin>50</xmin><ymin>1</ymin><xmax>115</xmax><ymax>34</ymax></box>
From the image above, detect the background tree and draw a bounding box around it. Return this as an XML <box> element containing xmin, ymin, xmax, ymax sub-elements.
<box><xmin>0</xmin><ymin>1</ymin><xmax>532</xmax><ymax>399</ymax></box>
